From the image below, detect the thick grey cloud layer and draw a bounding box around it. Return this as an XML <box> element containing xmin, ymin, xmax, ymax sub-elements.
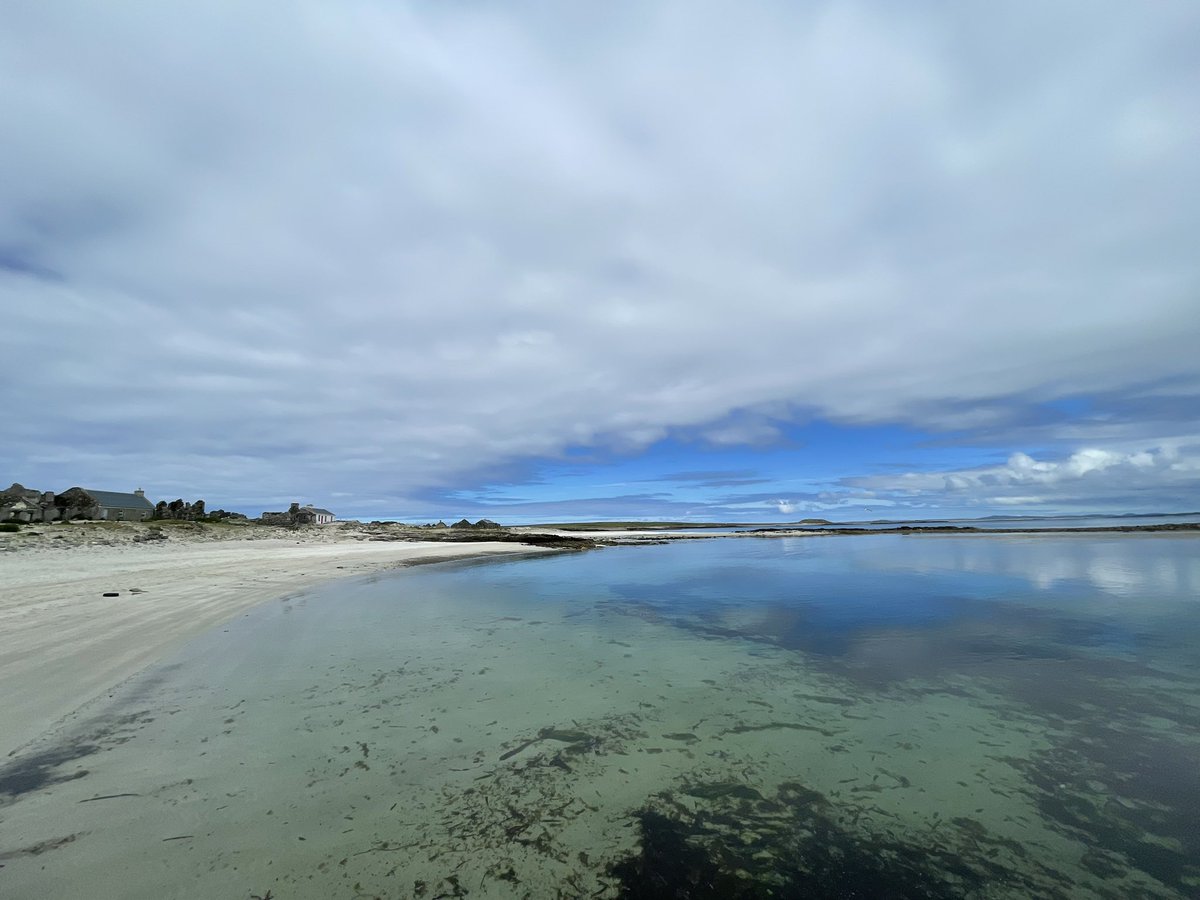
<box><xmin>3</xmin><ymin>1</ymin><xmax>1198</xmax><ymax>515</ymax></box>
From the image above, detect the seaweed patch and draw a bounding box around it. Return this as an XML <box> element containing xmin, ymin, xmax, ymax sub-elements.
<box><xmin>0</xmin><ymin>744</ymin><xmax>97</xmax><ymax>800</ymax></box>
<box><xmin>609</xmin><ymin>779</ymin><xmax>1078</xmax><ymax>899</ymax></box>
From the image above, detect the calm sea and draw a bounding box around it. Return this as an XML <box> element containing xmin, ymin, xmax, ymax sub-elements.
<box><xmin>2</xmin><ymin>534</ymin><xmax>1198</xmax><ymax>898</ymax></box>
<box><xmin>680</xmin><ymin>511</ymin><xmax>1200</xmax><ymax>532</ymax></box>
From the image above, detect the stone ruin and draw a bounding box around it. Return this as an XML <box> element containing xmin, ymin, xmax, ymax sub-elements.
<box><xmin>0</xmin><ymin>483</ymin><xmax>100</xmax><ymax>523</ymax></box>
<box><xmin>259</xmin><ymin>502</ymin><xmax>320</xmax><ymax>526</ymax></box>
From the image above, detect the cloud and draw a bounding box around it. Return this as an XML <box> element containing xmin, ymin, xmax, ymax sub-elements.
<box><xmin>649</xmin><ymin>470</ymin><xmax>772</xmax><ymax>489</ymax></box>
<box><xmin>844</xmin><ymin>443</ymin><xmax>1200</xmax><ymax>512</ymax></box>
<box><xmin>2</xmin><ymin>1</ymin><xmax>1198</xmax><ymax>514</ymax></box>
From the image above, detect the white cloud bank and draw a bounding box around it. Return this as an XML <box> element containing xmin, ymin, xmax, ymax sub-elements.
<box><xmin>2</xmin><ymin>1</ymin><xmax>1198</xmax><ymax>514</ymax></box>
<box><xmin>846</xmin><ymin>444</ymin><xmax>1200</xmax><ymax>512</ymax></box>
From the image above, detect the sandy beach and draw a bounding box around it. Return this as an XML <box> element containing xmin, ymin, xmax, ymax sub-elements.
<box><xmin>0</xmin><ymin>522</ymin><xmax>555</xmax><ymax>760</ymax></box>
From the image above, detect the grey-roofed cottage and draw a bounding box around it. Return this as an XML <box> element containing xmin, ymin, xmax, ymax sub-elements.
<box><xmin>86</xmin><ymin>488</ymin><xmax>155</xmax><ymax>522</ymax></box>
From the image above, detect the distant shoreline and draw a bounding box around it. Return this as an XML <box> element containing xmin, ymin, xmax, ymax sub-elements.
<box><xmin>744</xmin><ymin>522</ymin><xmax>1200</xmax><ymax>536</ymax></box>
<box><xmin>527</xmin><ymin>521</ymin><xmax>1200</xmax><ymax>542</ymax></box>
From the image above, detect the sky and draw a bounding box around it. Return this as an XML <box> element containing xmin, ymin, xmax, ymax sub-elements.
<box><xmin>2</xmin><ymin>1</ymin><xmax>1199</xmax><ymax>523</ymax></box>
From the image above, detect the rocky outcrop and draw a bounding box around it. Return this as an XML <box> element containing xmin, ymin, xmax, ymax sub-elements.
<box><xmin>450</xmin><ymin>518</ymin><xmax>503</xmax><ymax>530</ymax></box>
<box><xmin>2</xmin><ymin>484</ymin><xmax>41</xmax><ymax>522</ymax></box>
<box><xmin>151</xmin><ymin>498</ymin><xmax>210</xmax><ymax>521</ymax></box>
<box><xmin>1</xmin><ymin>483</ymin><xmax>39</xmax><ymax>504</ymax></box>
<box><xmin>54</xmin><ymin>487</ymin><xmax>99</xmax><ymax>521</ymax></box>
<box><xmin>1</xmin><ymin>483</ymin><xmax>64</xmax><ymax>523</ymax></box>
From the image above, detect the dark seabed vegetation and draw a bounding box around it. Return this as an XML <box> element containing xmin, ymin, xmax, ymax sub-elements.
<box><xmin>1</xmin><ymin>534</ymin><xmax>1198</xmax><ymax>898</ymax></box>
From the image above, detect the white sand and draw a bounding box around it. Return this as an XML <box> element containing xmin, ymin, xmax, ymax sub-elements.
<box><xmin>0</xmin><ymin>534</ymin><xmax>549</xmax><ymax>759</ymax></box>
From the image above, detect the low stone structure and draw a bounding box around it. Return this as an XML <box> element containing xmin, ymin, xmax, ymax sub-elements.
<box><xmin>0</xmin><ymin>484</ymin><xmax>56</xmax><ymax>523</ymax></box>
<box><xmin>259</xmin><ymin>502</ymin><xmax>336</xmax><ymax>526</ymax></box>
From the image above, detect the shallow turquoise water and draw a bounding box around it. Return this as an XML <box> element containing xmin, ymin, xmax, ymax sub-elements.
<box><xmin>1</xmin><ymin>534</ymin><xmax>1198</xmax><ymax>898</ymax></box>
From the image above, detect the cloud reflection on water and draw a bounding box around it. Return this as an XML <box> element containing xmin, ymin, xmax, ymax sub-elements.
<box><xmin>831</xmin><ymin>534</ymin><xmax>1200</xmax><ymax>600</ymax></box>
